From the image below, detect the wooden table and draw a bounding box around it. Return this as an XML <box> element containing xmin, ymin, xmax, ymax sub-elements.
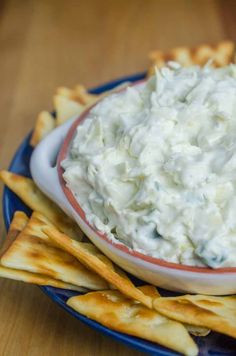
<box><xmin>0</xmin><ymin>0</ymin><xmax>236</xmax><ymax>355</ymax></box>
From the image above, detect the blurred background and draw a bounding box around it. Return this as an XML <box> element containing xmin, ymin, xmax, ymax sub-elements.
<box><xmin>0</xmin><ymin>1</ymin><xmax>236</xmax><ymax>355</ymax></box>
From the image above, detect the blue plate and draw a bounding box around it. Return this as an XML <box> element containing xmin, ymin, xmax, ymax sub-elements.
<box><xmin>3</xmin><ymin>73</ymin><xmax>236</xmax><ymax>356</ymax></box>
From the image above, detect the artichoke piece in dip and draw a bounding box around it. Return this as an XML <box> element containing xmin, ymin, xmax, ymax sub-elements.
<box><xmin>62</xmin><ymin>63</ymin><xmax>236</xmax><ymax>268</ymax></box>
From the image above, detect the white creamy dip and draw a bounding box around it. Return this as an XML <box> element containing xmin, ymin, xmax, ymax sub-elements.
<box><xmin>62</xmin><ymin>63</ymin><xmax>236</xmax><ymax>268</ymax></box>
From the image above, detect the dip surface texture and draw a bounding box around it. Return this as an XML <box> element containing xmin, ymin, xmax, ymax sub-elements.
<box><xmin>62</xmin><ymin>64</ymin><xmax>236</xmax><ymax>268</ymax></box>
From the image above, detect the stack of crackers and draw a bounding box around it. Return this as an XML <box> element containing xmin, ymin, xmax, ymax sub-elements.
<box><xmin>1</xmin><ymin>40</ymin><xmax>236</xmax><ymax>356</ymax></box>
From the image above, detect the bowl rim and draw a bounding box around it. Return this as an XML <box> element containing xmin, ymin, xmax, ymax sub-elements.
<box><xmin>57</xmin><ymin>80</ymin><xmax>236</xmax><ymax>275</ymax></box>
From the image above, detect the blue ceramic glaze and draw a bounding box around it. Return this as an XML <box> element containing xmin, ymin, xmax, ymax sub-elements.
<box><xmin>3</xmin><ymin>73</ymin><xmax>236</xmax><ymax>356</ymax></box>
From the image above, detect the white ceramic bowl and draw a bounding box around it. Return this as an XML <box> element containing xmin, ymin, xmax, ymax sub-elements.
<box><xmin>30</xmin><ymin>83</ymin><xmax>236</xmax><ymax>295</ymax></box>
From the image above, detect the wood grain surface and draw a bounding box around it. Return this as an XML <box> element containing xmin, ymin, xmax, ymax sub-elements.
<box><xmin>0</xmin><ymin>0</ymin><xmax>236</xmax><ymax>355</ymax></box>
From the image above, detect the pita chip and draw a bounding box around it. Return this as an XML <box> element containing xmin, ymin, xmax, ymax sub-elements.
<box><xmin>1</xmin><ymin>212</ymin><xmax>109</xmax><ymax>290</ymax></box>
<box><xmin>148</xmin><ymin>40</ymin><xmax>235</xmax><ymax>76</ymax></box>
<box><xmin>0</xmin><ymin>211</ymin><xmax>86</xmax><ymax>291</ymax></box>
<box><xmin>73</xmin><ymin>85</ymin><xmax>99</xmax><ymax>105</ymax></box>
<box><xmin>67</xmin><ymin>285</ymin><xmax>198</xmax><ymax>356</ymax></box>
<box><xmin>0</xmin><ymin>265</ymin><xmax>88</xmax><ymax>292</ymax></box>
<box><xmin>29</xmin><ymin>212</ymin><xmax>132</xmax><ymax>289</ymax></box>
<box><xmin>0</xmin><ymin>211</ymin><xmax>29</xmax><ymax>256</ymax></box>
<box><xmin>21</xmin><ymin>211</ymin><xmax>57</xmax><ymax>241</ymax></box>
<box><xmin>153</xmin><ymin>287</ymin><xmax>211</xmax><ymax>337</ymax></box>
<box><xmin>24</xmin><ymin>211</ymin><xmax>116</xmax><ymax>270</ymax></box>
<box><xmin>31</xmin><ymin>213</ymin><xmax>133</xmax><ymax>285</ymax></box>
<box><xmin>8</xmin><ymin>211</ymin><xmax>29</xmax><ymax>231</ymax></box>
<box><xmin>0</xmin><ymin>170</ymin><xmax>83</xmax><ymax>241</ymax></box>
<box><xmin>30</xmin><ymin>111</ymin><xmax>55</xmax><ymax>147</ymax></box>
<box><xmin>43</xmin><ymin>225</ymin><xmax>152</xmax><ymax>308</ymax></box>
<box><xmin>24</xmin><ymin>212</ymin><xmax>114</xmax><ymax>266</ymax></box>
<box><xmin>57</xmin><ymin>85</ymin><xmax>99</xmax><ymax>106</ymax></box>
<box><xmin>56</xmin><ymin>86</ymin><xmax>75</xmax><ymax>99</ymax></box>
<box><xmin>153</xmin><ymin>294</ymin><xmax>236</xmax><ymax>339</ymax></box>
<box><xmin>57</xmin><ymin>82</ymin><xmax>132</xmax><ymax>108</ymax></box>
<box><xmin>54</xmin><ymin>95</ymin><xmax>84</xmax><ymax>126</ymax></box>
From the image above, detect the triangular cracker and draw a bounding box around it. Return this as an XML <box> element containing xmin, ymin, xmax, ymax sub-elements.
<box><xmin>24</xmin><ymin>211</ymin><xmax>118</xmax><ymax>273</ymax></box>
<box><xmin>0</xmin><ymin>265</ymin><xmax>87</xmax><ymax>292</ymax></box>
<box><xmin>0</xmin><ymin>171</ymin><xmax>83</xmax><ymax>241</ymax></box>
<box><xmin>153</xmin><ymin>287</ymin><xmax>210</xmax><ymax>337</ymax></box>
<box><xmin>30</xmin><ymin>212</ymin><xmax>140</xmax><ymax>290</ymax></box>
<box><xmin>43</xmin><ymin>225</ymin><xmax>152</xmax><ymax>308</ymax></box>
<box><xmin>54</xmin><ymin>95</ymin><xmax>84</xmax><ymax>126</ymax></box>
<box><xmin>1</xmin><ymin>212</ymin><xmax>109</xmax><ymax>290</ymax></box>
<box><xmin>24</xmin><ymin>212</ymin><xmax>116</xmax><ymax>269</ymax></box>
<box><xmin>0</xmin><ymin>211</ymin><xmax>29</xmax><ymax>256</ymax></box>
<box><xmin>8</xmin><ymin>211</ymin><xmax>29</xmax><ymax>231</ymax></box>
<box><xmin>153</xmin><ymin>294</ymin><xmax>236</xmax><ymax>339</ymax></box>
<box><xmin>21</xmin><ymin>211</ymin><xmax>56</xmax><ymax>241</ymax></box>
<box><xmin>57</xmin><ymin>82</ymin><xmax>131</xmax><ymax>107</ymax></box>
<box><xmin>73</xmin><ymin>85</ymin><xmax>99</xmax><ymax>105</ymax></box>
<box><xmin>67</xmin><ymin>285</ymin><xmax>198</xmax><ymax>356</ymax></box>
<box><xmin>30</xmin><ymin>111</ymin><xmax>55</xmax><ymax>147</ymax></box>
<box><xmin>56</xmin><ymin>86</ymin><xmax>76</xmax><ymax>99</ymax></box>
<box><xmin>148</xmin><ymin>40</ymin><xmax>235</xmax><ymax>76</ymax></box>
<box><xmin>0</xmin><ymin>211</ymin><xmax>85</xmax><ymax>291</ymax></box>
<box><xmin>56</xmin><ymin>85</ymin><xmax>99</xmax><ymax>106</ymax></box>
